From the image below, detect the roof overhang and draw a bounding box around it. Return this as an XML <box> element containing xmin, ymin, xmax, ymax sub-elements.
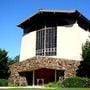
<box><xmin>17</xmin><ymin>10</ymin><xmax>90</xmax><ymax>31</ymax></box>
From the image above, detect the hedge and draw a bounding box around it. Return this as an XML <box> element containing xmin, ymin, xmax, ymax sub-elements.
<box><xmin>0</xmin><ymin>79</ymin><xmax>8</xmax><ymax>86</ymax></box>
<box><xmin>62</xmin><ymin>77</ymin><xmax>90</xmax><ymax>88</ymax></box>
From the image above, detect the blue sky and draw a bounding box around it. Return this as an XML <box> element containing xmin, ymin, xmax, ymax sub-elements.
<box><xmin>0</xmin><ymin>0</ymin><xmax>90</xmax><ymax>58</ymax></box>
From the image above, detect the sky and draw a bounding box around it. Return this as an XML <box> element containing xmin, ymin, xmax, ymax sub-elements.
<box><xmin>0</xmin><ymin>0</ymin><xmax>90</xmax><ymax>59</ymax></box>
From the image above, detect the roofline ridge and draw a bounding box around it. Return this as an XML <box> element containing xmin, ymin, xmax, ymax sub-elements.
<box><xmin>39</xmin><ymin>9</ymin><xmax>76</xmax><ymax>13</ymax></box>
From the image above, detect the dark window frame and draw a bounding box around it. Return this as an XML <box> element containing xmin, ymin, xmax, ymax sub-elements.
<box><xmin>36</xmin><ymin>27</ymin><xmax>57</xmax><ymax>56</ymax></box>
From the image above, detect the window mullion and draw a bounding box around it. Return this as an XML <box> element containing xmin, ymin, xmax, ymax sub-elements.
<box><xmin>44</xmin><ymin>26</ymin><xmax>46</xmax><ymax>56</ymax></box>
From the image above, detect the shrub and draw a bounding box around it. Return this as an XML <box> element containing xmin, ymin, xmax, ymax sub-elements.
<box><xmin>62</xmin><ymin>77</ymin><xmax>90</xmax><ymax>88</ymax></box>
<box><xmin>0</xmin><ymin>79</ymin><xmax>8</xmax><ymax>86</ymax></box>
<box><xmin>84</xmin><ymin>79</ymin><xmax>90</xmax><ymax>88</ymax></box>
<box><xmin>45</xmin><ymin>81</ymin><xmax>61</xmax><ymax>88</ymax></box>
<box><xmin>76</xmin><ymin>40</ymin><xmax>90</xmax><ymax>78</ymax></box>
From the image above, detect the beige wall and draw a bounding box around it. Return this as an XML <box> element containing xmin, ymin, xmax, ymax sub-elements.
<box><xmin>19</xmin><ymin>31</ymin><xmax>36</xmax><ymax>61</ymax></box>
<box><xmin>19</xmin><ymin>22</ymin><xmax>90</xmax><ymax>61</ymax></box>
<box><xmin>57</xmin><ymin>22</ymin><xmax>90</xmax><ymax>61</ymax></box>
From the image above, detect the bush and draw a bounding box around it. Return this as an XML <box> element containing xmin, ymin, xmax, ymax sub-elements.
<box><xmin>76</xmin><ymin>40</ymin><xmax>90</xmax><ymax>78</ymax></box>
<box><xmin>84</xmin><ymin>79</ymin><xmax>90</xmax><ymax>88</ymax></box>
<box><xmin>62</xmin><ymin>77</ymin><xmax>90</xmax><ymax>88</ymax></box>
<box><xmin>45</xmin><ymin>81</ymin><xmax>61</xmax><ymax>87</ymax></box>
<box><xmin>44</xmin><ymin>77</ymin><xmax>90</xmax><ymax>88</ymax></box>
<box><xmin>0</xmin><ymin>79</ymin><xmax>8</xmax><ymax>86</ymax></box>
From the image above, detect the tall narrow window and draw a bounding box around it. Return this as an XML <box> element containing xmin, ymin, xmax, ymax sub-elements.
<box><xmin>36</xmin><ymin>27</ymin><xmax>57</xmax><ymax>56</ymax></box>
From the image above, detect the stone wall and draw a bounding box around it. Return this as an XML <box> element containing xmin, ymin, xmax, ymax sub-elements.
<box><xmin>9</xmin><ymin>56</ymin><xmax>80</xmax><ymax>85</ymax></box>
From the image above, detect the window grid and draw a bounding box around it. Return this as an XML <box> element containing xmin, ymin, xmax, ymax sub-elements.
<box><xmin>36</xmin><ymin>27</ymin><xmax>57</xmax><ymax>56</ymax></box>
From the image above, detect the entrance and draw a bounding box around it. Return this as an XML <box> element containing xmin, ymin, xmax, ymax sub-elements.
<box><xmin>56</xmin><ymin>70</ymin><xmax>64</xmax><ymax>81</ymax></box>
<box><xmin>19</xmin><ymin>68</ymin><xmax>64</xmax><ymax>86</ymax></box>
<box><xmin>19</xmin><ymin>71</ymin><xmax>33</xmax><ymax>85</ymax></box>
<box><xmin>25</xmin><ymin>72</ymin><xmax>33</xmax><ymax>85</ymax></box>
<box><xmin>35</xmin><ymin>68</ymin><xmax>55</xmax><ymax>85</ymax></box>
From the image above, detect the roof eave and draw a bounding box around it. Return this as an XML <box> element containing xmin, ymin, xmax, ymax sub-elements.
<box><xmin>17</xmin><ymin>10</ymin><xmax>90</xmax><ymax>30</ymax></box>
<box><xmin>17</xmin><ymin>9</ymin><xmax>77</xmax><ymax>28</ymax></box>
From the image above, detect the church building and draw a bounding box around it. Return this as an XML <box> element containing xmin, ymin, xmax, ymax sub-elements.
<box><xmin>9</xmin><ymin>10</ymin><xmax>90</xmax><ymax>86</ymax></box>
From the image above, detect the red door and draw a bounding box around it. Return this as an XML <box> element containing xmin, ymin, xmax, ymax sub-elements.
<box><xmin>35</xmin><ymin>68</ymin><xmax>55</xmax><ymax>85</ymax></box>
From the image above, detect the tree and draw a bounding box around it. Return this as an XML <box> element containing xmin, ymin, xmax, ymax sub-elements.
<box><xmin>14</xmin><ymin>55</ymin><xmax>19</xmax><ymax>62</ymax></box>
<box><xmin>76</xmin><ymin>40</ymin><xmax>90</xmax><ymax>78</ymax></box>
<box><xmin>0</xmin><ymin>49</ymin><xmax>9</xmax><ymax>79</ymax></box>
<box><xmin>8</xmin><ymin>55</ymin><xmax>19</xmax><ymax>65</ymax></box>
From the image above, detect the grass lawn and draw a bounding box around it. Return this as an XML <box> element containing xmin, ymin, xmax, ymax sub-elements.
<box><xmin>0</xmin><ymin>87</ymin><xmax>56</xmax><ymax>90</ymax></box>
<box><xmin>0</xmin><ymin>87</ymin><xmax>90</xmax><ymax>90</ymax></box>
<box><xmin>9</xmin><ymin>88</ymin><xmax>90</xmax><ymax>90</ymax></box>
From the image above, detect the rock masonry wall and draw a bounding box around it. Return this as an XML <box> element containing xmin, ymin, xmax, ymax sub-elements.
<box><xmin>9</xmin><ymin>56</ymin><xmax>80</xmax><ymax>86</ymax></box>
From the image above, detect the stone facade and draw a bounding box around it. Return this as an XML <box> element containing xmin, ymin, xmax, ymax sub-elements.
<box><xmin>9</xmin><ymin>56</ymin><xmax>80</xmax><ymax>86</ymax></box>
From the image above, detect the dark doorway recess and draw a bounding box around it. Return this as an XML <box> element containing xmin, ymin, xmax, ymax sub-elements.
<box><xmin>56</xmin><ymin>70</ymin><xmax>64</xmax><ymax>81</ymax></box>
<box><xmin>19</xmin><ymin>71</ymin><xmax>33</xmax><ymax>85</ymax></box>
<box><xmin>25</xmin><ymin>72</ymin><xmax>33</xmax><ymax>85</ymax></box>
<box><xmin>35</xmin><ymin>68</ymin><xmax>55</xmax><ymax>84</ymax></box>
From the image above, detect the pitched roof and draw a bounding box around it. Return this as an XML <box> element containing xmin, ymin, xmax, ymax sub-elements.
<box><xmin>17</xmin><ymin>9</ymin><xmax>90</xmax><ymax>31</ymax></box>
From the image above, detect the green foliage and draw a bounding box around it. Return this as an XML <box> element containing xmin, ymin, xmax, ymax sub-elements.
<box><xmin>0</xmin><ymin>49</ymin><xmax>9</xmax><ymax>79</ymax></box>
<box><xmin>62</xmin><ymin>77</ymin><xmax>90</xmax><ymax>88</ymax></box>
<box><xmin>77</xmin><ymin>40</ymin><xmax>90</xmax><ymax>77</ymax></box>
<box><xmin>0</xmin><ymin>48</ymin><xmax>19</xmax><ymax>81</ymax></box>
<box><xmin>8</xmin><ymin>82</ymin><xmax>18</xmax><ymax>87</ymax></box>
<box><xmin>8</xmin><ymin>55</ymin><xmax>19</xmax><ymax>65</ymax></box>
<box><xmin>84</xmin><ymin>79</ymin><xmax>90</xmax><ymax>88</ymax></box>
<box><xmin>45</xmin><ymin>81</ymin><xmax>61</xmax><ymax>88</ymax></box>
<box><xmin>14</xmin><ymin>55</ymin><xmax>19</xmax><ymax>62</ymax></box>
<box><xmin>82</xmin><ymin>40</ymin><xmax>90</xmax><ymax>60</ymax></box>
<box><xmin>0</xmin><ymin>79</ymin><xmax>8</xmax><ymax>86</ymax></box>
<box><xmin>45</xmin><ymin>77</ymin><xmax>90</xmax><ymax>88</ymax></box>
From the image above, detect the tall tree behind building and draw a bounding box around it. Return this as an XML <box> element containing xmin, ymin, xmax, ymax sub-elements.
<box><xmin>77</xmin><ymin>39</ymin><xmax>90</xmax><ymax>78</ymax></box>
<box><xmin>0</xmin><ymin>49</ymin><xmax>9</xmax><ymax>79</ymax></box>
<box><xmin>8</xmin><ymin>55</ymin><xmax>19</xmax><ymax>65</ymax></box>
